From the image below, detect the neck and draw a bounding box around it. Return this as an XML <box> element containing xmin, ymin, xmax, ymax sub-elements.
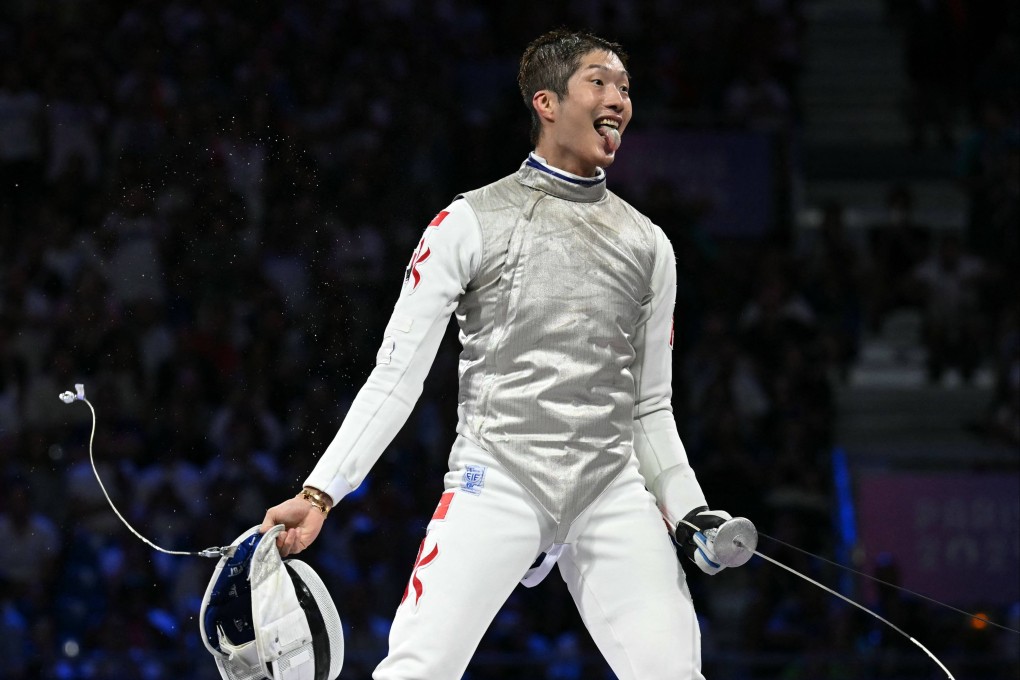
<box><xmin>533</xmin><ymin>141</ymin><xmax>600</xmax><ymax>178</ymax></box>
<box><xmin>517</xmin><ymin>153</ymin><xmax>607</xmax><ymax>203</ymax></box>
<box><xmin>530</xmin><ymin>148</ymin><xmax>601</xmax><ymax>179</ymax></box>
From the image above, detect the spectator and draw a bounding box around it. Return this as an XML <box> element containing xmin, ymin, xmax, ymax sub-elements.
<box><xmin>723</xmin><ymin>58</ymin><xmax>793</xmax><ymax>133</ymax></box>
<box><xmin>44</xmin><ymin>67</ymin><xmax>108</xmax><ymax>185</ymax></box>
<box><xmin>889</xmin><ymin>0</ymin><xmax>958</xmax><ymax>150</ymax></box>
<box><xmin>0</xmin><ymin>62</ymin><xmax>45</xmax><ymax>224</ymax></box>
<box><xmin>908</xmin><ymin>233</ymin><xmax>990</xmax><ymax>383</ymax></box>
<box><xmin>865</xmin><ymin>183</ymin><xmax>932</xmax><ymax>331</ymax></box>
<box><xmin>973</xmin><ymin>308</ymin><xmax>1020</xmax><ymax>446</ymax></box>
<box><xmin>0</xmin><ymin>485</ymin><xmax>60</xmax><ymax>597</ymax></box>
<box><xmin>799</xmin><ymin>201</ymin><xmax>866</xmax><ymax>380</ymax></box>
<box><xmin>957</xmin><ymin>97</ymin><xmax>1020</xmax><ymax>267</ymax></box>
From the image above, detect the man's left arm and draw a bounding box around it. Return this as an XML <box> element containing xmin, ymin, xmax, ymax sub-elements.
<box><xmin>631</xmin><ymin>226</ymin><xmax>734</xmax><ymax>575</ymax></box>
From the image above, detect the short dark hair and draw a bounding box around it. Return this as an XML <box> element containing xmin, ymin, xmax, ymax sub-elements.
<box><xmin>518</xmin><ymin>29</ymin><xmax>628</xmax><ymax>145</ymax></box>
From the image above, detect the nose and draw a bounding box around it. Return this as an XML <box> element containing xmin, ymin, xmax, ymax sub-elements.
<box><xmin>603</xmin><ymin>84</ymin><xmax>625</xmax><ymax>111</ymax></box>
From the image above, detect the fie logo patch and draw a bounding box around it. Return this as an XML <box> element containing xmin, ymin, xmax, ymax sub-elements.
<box><xmin>461</xmin><ymin>465</ymin><xmax>486</xmax><ymax>495</ymax></box>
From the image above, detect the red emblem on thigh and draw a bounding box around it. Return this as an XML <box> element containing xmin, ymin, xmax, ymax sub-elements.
<box><xmin>401</xmin><ymin>537</ymin><xmax>440</xmax><ymax>606</ymax></box>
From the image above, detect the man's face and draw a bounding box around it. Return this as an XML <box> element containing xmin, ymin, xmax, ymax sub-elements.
<box><xmin>539</xmin><ymin>50</ymin><xmax>632</xmax><ymax>176</ymax></box>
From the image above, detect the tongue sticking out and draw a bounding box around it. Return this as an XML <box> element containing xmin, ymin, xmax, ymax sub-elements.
<box><xmin>597</xmin><ymin>125</ymin><xmax>622</xmax><ymax>152</ymax></box>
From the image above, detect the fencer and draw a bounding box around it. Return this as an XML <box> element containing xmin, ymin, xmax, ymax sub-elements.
<box><xmin>262</xmin><ymin>29</ymin><xmax>747</xmax><ymax>680</ymax></box>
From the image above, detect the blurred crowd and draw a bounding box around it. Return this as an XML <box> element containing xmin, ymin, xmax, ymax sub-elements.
<box><xmin>0</xmin><ymin>1</ymin><xmax>1016</xmax><ymax>678</ymax></box>
<box><xmin>883</xmin><ymin>0</ymin><xmax>1019</xmax><ymax>438</ymax></box>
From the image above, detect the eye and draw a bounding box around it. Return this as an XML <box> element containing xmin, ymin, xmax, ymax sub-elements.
<box><xmin>621</xmin><ymin>85</ymin><xmax>630</xmax><ymax>94</ymax></box>
<box><xmin>592</xmin><ymin>79</ymin><xmax>603</xmax><ymax>86</ymax></box>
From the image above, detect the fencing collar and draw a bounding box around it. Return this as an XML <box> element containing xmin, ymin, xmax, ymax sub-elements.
<box><xmin>200</xmin><ymin>525</ymin><xmax>343</xmax><ymax>680</ymax></box>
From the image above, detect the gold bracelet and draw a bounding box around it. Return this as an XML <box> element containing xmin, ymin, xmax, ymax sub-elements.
<box><xmin>301</xmin><ymin>487</ymin><xmax>332</xmax><ymax>517</ymax></box>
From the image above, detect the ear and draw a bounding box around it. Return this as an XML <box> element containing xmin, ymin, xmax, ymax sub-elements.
<box><xmin>532</xmin><ymin>90</ymin><xmax>557</xmax><ymax>125</ymax></box>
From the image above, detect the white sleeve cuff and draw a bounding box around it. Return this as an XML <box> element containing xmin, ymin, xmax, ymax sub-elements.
<box><xmin>651</xmin><ymin>464</ymin><xmax>708</xmax><ymax>529</ymax></box>
<box><xmin>303</xmin><ymin>474</ymin><xmax>355</xmax><ymax>507</ymax></box>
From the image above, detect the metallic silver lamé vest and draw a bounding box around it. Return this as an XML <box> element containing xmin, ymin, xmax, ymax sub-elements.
<box><xmin>455</xmin><ymin>156</ymin><xmax>659</xmax><ymax>538</ymax></box>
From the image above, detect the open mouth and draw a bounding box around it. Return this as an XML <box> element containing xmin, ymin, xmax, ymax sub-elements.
<box><xmin>594</xmin><ymin>118</ymin><xmax>621</xmax><ymax>152</ymax></box>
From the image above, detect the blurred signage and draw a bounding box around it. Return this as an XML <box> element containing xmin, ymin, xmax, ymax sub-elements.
<box><xmin>609</xmin><ymin>130</ymin><xmax>774</xmax><ymax>238</ymax></box>
<box><xmin>858</xmin><ymin>473</ymin><xmax>1020</xmax><ymax>606</ymax></box>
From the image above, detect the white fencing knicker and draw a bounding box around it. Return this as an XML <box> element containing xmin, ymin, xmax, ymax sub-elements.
<box><xmin>373</xmin><ymin>435</ymin><xmax>706</xmax><ymax>680</ymax></box>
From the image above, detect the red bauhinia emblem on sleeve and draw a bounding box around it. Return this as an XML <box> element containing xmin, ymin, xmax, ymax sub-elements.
<box><xmin>405</xmin><ymin>237</ymin><xmax>431</xmax><ymax>291</ymax></box>
<box><xmin>401</xmin><ymin>538</ymin><xmax>439</xmax><ymax>606</ymax></box>
<box><xmin>403</xmin><ymin>211</ymin><xmax>448</xmax><ymax>292</ymax></box>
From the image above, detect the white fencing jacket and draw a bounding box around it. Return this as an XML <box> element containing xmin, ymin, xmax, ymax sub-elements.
<box><xmin>306</xmin><ymin>154</ymin><xmax>707</xmax><ymax>538</ymax></box>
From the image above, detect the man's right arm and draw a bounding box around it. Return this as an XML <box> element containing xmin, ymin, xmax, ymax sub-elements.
<box><xmin>263</xmin><ymin>200</ymin><xmax>482</xmax><ymax>553</ymax></box>
<box><xmin>306</xmin><ymin>199</ymin><xmax>482</xmax><ymax>502</ymax></box>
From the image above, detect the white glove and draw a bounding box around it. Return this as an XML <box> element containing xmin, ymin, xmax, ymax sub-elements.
<box><xmin>675</xmin><ymin>507</ymin><xmax>733</xmax><ymax>575</ymax></box>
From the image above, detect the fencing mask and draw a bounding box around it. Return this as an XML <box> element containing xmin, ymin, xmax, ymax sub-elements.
<box><xmin>58</xmin><ymin>388</ymin><xmax>343</xmax><ymax>679</ymax></box>
<box><xmin>200</xmin><ymin>525</ymin><xmax>344</xmax><ymax>680</ymax></box>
